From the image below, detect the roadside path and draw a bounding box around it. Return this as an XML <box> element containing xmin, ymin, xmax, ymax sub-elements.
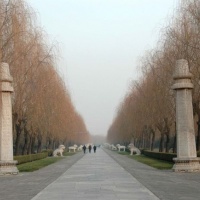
<box><xmin>104</xmin><ymin>148</ymin><xmax>200</xmax><ymax>200</ymax></box>
<box><xmin>0</xmin><ymin>153</ymin><xmax>84</xmax><ymax>200</ymax></box>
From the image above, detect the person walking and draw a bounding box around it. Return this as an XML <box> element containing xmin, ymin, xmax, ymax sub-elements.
<box><xmin>88</xmin><ymin>145</ymin><xmax>92</xmax><ymax>153</ymax></box>
<box><xmin>83</xmin><ymin>145</ymin><xmax>86</xmax><ymax>154</ymax></box>
<box><xmin>93</xmin><ymin>145</ymin><xmax>97</xmax><ymax>153</ymax></box>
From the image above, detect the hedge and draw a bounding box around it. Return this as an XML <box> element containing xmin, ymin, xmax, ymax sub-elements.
<box><xmin>142</xmin><ymin>150</ymin><xmax>200</xmax><ymax>162</ymax></box>
<box><xmin>14</xmin><ymin>152</ymin><xmax>48</xmax><ymax>165</ymax></box>
<box><xmin>141</xmin><ymin>150</ymin><xmax>176</xmax><ymax>162</ymax></box>
<box><xmin>41</xmin><ymin>149</ymin><xmax>53</xmax><ymax>156</ymax></box>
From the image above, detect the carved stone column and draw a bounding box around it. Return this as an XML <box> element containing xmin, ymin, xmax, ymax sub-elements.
<box><xmin>0</xmin><ymin>63</ymin><xmax>18</xmax><ymax>175</ymax></box>
<box><xmin>172</xmin><ymin>59</ymin><xmax>200</xmax><ymax>172</ymax></box>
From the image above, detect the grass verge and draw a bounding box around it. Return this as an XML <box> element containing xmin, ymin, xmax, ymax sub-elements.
<box><xmin>128</xmin><ymin>154</ymin><xmax>173</xmax><ymax>170</ymax></box>
<box><xmin>117</xmin><ymin>151</ymin><xmax>173</xmax><ymax>170</ymax></box>
<box><xmin>63</xmin><ymin>151</ymin><xmax>77</xmax><ymax>156</ymax></box>
<box><xmin>17</xmin><ymin>151</ymin><xmax>79</xmax><ymax>172</ymax></box>
<box><xmin>117</xmin><ymin>151</ymin><xmax>130</xmax><ymax>155</ymax></box>
<box><xmin>17</xmin><ymin>157</ymin><xmax>64</xmax><ymax>172</ymax></box>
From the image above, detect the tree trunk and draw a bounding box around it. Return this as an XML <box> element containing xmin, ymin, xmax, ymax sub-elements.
<box><xmin>196</xmin><ymin>120</ymin><xmax>200</xmax><ymax>151</ymax></box>
<box><xmin>157</xmin><ymin>123</ymin><xmax>164</xmax><ymax>152</ymax></box>
<box><xmin>14</xmin><ymin>122</ymin><xmax>22</xmax><ymax>156</ymax></box>
<box><xmin>22</xmin><ymin>127</ymin><xmax>29</xmax><ymax>155</ymax></box>
<box><xmin>148</xmin><ymin>130</ymin><xmax>151</xmax><ymax>150</ymax></box>
<box><xmin>138</xmin><ymin>135</ymin><xmax>142</xmax><ymax>149</ymax></box>
<box><xmin>173</xmin><ymin>135</ymin><xmax>176</xmax><ymax>153</ymax></box>
<box><xmin>164</xmin><ymin>118</ymin><xmax>170</xmax><ymax>153</ymax></box>
<box><xmin>56</xmin><ymin>140</ymin><xmax>59</xmax><ymax>148</ymax></box>
<box><xmin>37</xmin><ymin>133</ymin><xmax>42</xmax><ymax>153</ymax></box>
<box><xmin>159</xmin><ymin>133</ymin><xmax>165</xmax><ymax>152</ymax></box>
<box><xmin>31</xmin><ymin>136</ymin><xmax>36</xmax><ymax>154</ymax></box>
<box><xmin>150</xmin><ymin>130</ymin><xmax>155</xmax><ymax>151</ymax></box>
<box><xmin>48</xmin><ymin>138</ymin><xmax>53</xmax><ymax>149</ymax></box>
<box><xmin>165</xmin><ymin>134</ymin><xmax>170</xmax><ymax>153</ymax></box>
<box><xmin>27</xmin><ymin>135</ymin><xmax>32</xmax><ymax>154</ymax></box>
<box><xmin>53</xmin><ymin>140</ymin><xmax>56</xmax><ymax>150</ymax></box>
<box><xmin>193</xmin><ymin>103</ymin><xmax>200</xmax><ymax>151</ymax></box>
<box><xmin>173</xmin><ymin>121</ymin><xmax>176</xmax><ymax>153</ymax></box>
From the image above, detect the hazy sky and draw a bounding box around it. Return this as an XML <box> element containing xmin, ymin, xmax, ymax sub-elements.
<box><xmin>27</xmin><ymin>0</ymin><xmax>178</xmax><ymax>136</ymax></box>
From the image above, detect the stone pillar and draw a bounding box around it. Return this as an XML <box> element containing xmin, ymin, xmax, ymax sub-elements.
<box><xmin>0</xmin><ymin>63</ymin><xmax>18</xmax><ymax>175</ymax></box>
<box><xmin>172</xmin><ymin>59</ymin><xmax>200</xmax><ymax>172</ymax></box>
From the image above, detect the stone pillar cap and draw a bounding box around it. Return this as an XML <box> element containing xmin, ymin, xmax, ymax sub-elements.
<box><xmin>0</xmin><ymin>62</ymin><xmax>14</xmax><ymax>92</ymax></box>
<box><xmin>0</xmin><ymin>62</ymin><xmax>13</xmax><ymax>82</ymax></box>
<box><xmin>173</xmin><ymin>59</ymin><xmax>192</xmax><ymax>80</ymax></box>
<box><xmin>172</xmin><ymin>59</ymin><xmax>193</xmax><ymax>90</ymax></box>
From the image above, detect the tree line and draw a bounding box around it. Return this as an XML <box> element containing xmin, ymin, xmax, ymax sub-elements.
<box><xmin>107</xmin><ymin>0</ymin><xmax>200</xmax><ymax>153</ymax></box>
<box><xmin>0</xmin><ymin>0</ymin><xmax>90</xmax><ymax>155</ymax></box>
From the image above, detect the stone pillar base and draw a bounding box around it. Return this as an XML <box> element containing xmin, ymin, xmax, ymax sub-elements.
<box><xmin>0</xmin><ymin>160</ymin><xmax>18</xmax><ymax>175</ymax></box>
<box><xmin>173</xmin><ymin>157</ymin><xmax>200</xmax><ymax>172</ymax></box>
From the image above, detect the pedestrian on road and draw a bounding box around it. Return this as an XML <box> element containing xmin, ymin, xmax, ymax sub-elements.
<box><xmin>93</xmin><ymin>145</ymin><xmax>97</xmax><ymax>153</ymax></box>
<box><xmin>83</xmin><ymin>145</ymin><xmax>86</xmax><ymax>154</ymax></box>
<box><xmin>88</xmin><ymin>145</ymin><xmax>92</xmax><ymax>153</ymax></box>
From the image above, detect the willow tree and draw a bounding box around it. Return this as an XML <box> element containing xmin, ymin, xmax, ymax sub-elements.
<box><xmin>0</xmin><ymin>0</ymin><xmax>90</xmax><ymax>155</ymax></box>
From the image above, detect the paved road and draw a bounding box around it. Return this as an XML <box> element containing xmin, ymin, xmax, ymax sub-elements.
<box><xmin>31</xmin><ymin>148</ymin><xmax>159</xmax><ymax>200</ymax></box>
<box><xmin>1</xmin><ymin>148</ymin><xmax>200</xmax><ymax>200</ymax></box>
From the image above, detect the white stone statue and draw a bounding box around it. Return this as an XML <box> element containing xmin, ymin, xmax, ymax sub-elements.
<box><xmin>53</xmin><ymin>145</ymin><xmax>65</xmax><ymax>156</ymax></box>
<box><xmin>68</xmin><ymin>144</ymin><xmax>78</xmax><ymax>152</ymax></box>
<box><xmin>78</xmin><ymin>145</ymin><xmax>83</xmax><ymax>151</ymax></box>
<box><xmin>111</xmin><ymin>144</ymin><xmax>117</xmax><ymax>150</ymax></box>
<box><xmin>128</xmin><ymin>143</ymin><xmax>141</xmax><ymax>155</ymax></box>
<box><xmin>103</xmin><ymin>143</ymin><xmax>112</xmax><ymax>149</ymax></box>
<box><xmin>116</xmin><ymin>144</ymin><xmax>126</xmax><ymax>152</ymax></box>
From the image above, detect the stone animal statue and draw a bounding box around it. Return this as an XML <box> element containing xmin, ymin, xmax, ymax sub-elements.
<box><xmin>78</xmin><ymin>145</ymin><xmax>83</xmax><ymax>151</ymax></box>
<box><xmin>111</xmin><ymin>144</ymin><xmax>117</xmax><ymax>150</ymax></box>
<box><xmin>53</xmin><ymin>145</ymin><xmax>65</xmax><ymax>157</ymax></box>
<box><xmin>128</xmin><ymin>143</ymin><xmax>141</xmax><ymax>155</ymax></box>
<box><xmin>103</xmin><ymin>143</ymin><xmax>111</xmax><ymax>149</ymax></box>
<box><xmin>68</xmin><ymin>144</ymin><xmax>78</xmax><ymax>152</ymax></box>
<box><xmin>116</xmin><ymin>144</ymin><xmax>126</xmax><ymax>152</ymax></box>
